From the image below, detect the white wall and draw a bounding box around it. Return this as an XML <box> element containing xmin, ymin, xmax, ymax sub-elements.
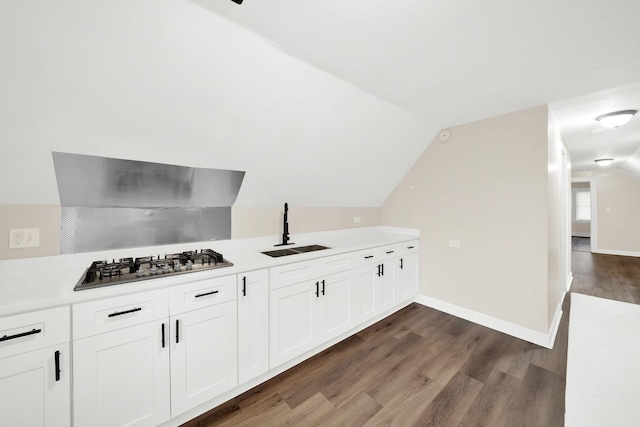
<box><xmin>0</xmin><ymin>0</ymin><xmax>437</xmax><ymax>208</ymax></box>
<box><xmin>381</xmin><ymin>105</ymin><xmax>551</xmax><ymax>333</ymax></box>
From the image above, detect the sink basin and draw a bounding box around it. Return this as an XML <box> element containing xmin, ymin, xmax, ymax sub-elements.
<box><xmin>261</xmin><ymin>248</ymin><xmax>300</xmax><ymax>257</ymax></box>
<box><xmin>292</xmin><ymin>244</ymin><xmax>330</xmax><ymax>253</ymax></box>
<box><xmin>262</xmin><ymin>244</ymin><xmax>330</xmax><ymax>258</ymax></box>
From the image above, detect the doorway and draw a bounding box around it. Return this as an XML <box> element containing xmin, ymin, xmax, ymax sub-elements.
<box><xmin>570</xmin><ymin>177</ymin><xmax>597</xmax><ymax>253</ymax></box>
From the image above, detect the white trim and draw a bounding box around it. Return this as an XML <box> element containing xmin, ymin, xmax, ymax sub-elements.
<box><xmin>567</xmin><ymin>272</ymin><xmax>574</xmax><ymax>291</ymax></box>
<box><xmin>592</xmin><ymin>248</ymin><xmax>640</xmax><ymax>258</ymax></box>
<box><xmin>571</xmin><ymin>177</ymin><xmax>598</xmax><ymax>252</ymax></box>
<box><xmin>414</xmin><ymin>294</ymin><xmax>564</xmax><ymax>349</ymax></box>
<box><xmin>571</xmin><ymin>232</ymin><xmax>590</xmax><ymax>238</ymax></box>
<box><xmin>547</xmin><ymin>293</ymin><xmax>565</xmax><ymax>348</ymax></box>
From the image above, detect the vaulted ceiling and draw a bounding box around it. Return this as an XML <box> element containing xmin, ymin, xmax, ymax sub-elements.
<box><xmin>2</xmin><ymin>1</ymin><xmax>640</xmax><ymax>208</ymax></box>
<box><xmin>191</xmin><ymin>0</ymin><xmax>640</xmax><ymax>128</ymax></box>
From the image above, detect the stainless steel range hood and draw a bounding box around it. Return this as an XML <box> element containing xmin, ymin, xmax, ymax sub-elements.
<box><xmin>52</xmin><ymin>152</ymin><xmax>245</xmax><ymax>254</ymax></box>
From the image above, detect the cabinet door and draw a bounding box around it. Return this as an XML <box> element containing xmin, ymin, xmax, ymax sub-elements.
<box><xmin>170</xmin><ymin>301</ymin><xmax>238</xmax><ymax>417</ymax></box>
<box><xmin>73</xmin><ymin>320</ymin><xmax>170</xmax><ymax>427</ymax></box>
<box><xmin>379</xmin><ymin>260</ymin><xmax>398</xmax><ymax>312</ymax></box>
<box><xmin>238</xmin><ymin>270</ymin><xmax>269</xmax><ymax>385</ymax></box>
<box><xmin>354</xmin><ymin>264</ymin><xmax>378</xmax><ymax>324</ymax></box>
<box><xmin>0</xmin><ymin>344</ymin><xmax>70</xmax><ymax>427</ymax></box>
<box><xmin>399</xmin><ymin>252</ymin><xmax>420</xmax><ymax>301</ymax></box>
<box><xmin>270</xmin><ymin>281</ymin><xmax>319</xmax><ymax>368</ymax></box>
<box><xmin>318</xmin><ymin>270</ymin><xmax>355</xmax><ymax>343</ymax></box>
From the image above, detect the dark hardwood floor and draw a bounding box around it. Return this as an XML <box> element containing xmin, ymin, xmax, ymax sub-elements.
<box><xmin>571</xmin><ymin>236</ymin><xmax>591</xmax><ymax>252</ymax></box>
<box><xmin>182</xmin><ymin>248</ymin><xmax>640</xmax><ymax>427</ymax></box>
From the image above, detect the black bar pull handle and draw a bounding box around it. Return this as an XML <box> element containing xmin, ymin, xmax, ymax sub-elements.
<box><xmin>386</xmin><ymin>250</ymin><xmax>395</xmax><ymax>254</ymax></box>
<box><xmin>364</xmin><ymin>255</ymin><xmax>374</xmax><ymax>259</ymax></box>
<box><xmin>321</xmin><ymin>280</ymin><xmax>325</xmax><ymax>295</ymax></box>
<box><xmin>377</xmin><ymin>264</ymin><xmax>381</xmax><ymax>277</ymax></box>
<box><xmin>195</xmin><ymin>290</ymin><xmax>219</xmax><ymax>298</ymax></box>
<box><xmin>0</xmin><ymin>328</ymin><xmax>42</xmax><ymax>342</ymax></box>
<box><xmin>381</xmin><ymin>263</ymin><xmax>384</xmax><ymax>276</ymax></box>
<box><xmin>315</xmin><ymin>281</ymin><xmax>319</xmax><ymax>297</ymax></box>
<box><xmin>407</xmin><ymin>245</ymin><xmax>415</xmax><ymax>249</ymax></box>
<box><xmin>242</xmin><ymin>276</ymin><xmax>247</xmax><ymax>296</ymax></box>
<box><xmin>175</xmin><ymin>319</ymin><xmax>180</xmax><ymax>344</ymax></box>
<box><xmin>161</xmin><ymin>323</ymin><xmax>166</xmax><ymax>348</ymax></box>
<box><xmin>400</xmin><ymin>258</ymin><xmax>404</xmax><ymax>270</ymax></box>
<box><xmin>54</xmin><ymin>350</ymin><xmax>61</xmax><ymax>381</ymax></box>
<box><xmin>108</xmin><ymin>307</ymin><xmax>142</xmax><ymax>318</ymax></box>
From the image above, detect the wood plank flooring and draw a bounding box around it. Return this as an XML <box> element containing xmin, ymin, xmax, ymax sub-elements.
<box><xmin>182</xmin><ymin>248</ymin><xmax>640</xmax><ymax>427</ymax></box>
<box><xmin>571</xmin><ymin>236</ymin><xmax>591</xmax><ymax>252</ymax></box>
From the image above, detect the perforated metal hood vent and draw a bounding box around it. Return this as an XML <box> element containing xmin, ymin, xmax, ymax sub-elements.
<box><xmin>52</xmin><ymin>152</ymin><xmax>245</xmax><ymax>254</ymax></box>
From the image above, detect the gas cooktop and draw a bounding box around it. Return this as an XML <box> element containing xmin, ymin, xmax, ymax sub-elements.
<box><xmin>74</xmin><ymin>249</ymin><xmax>233</xmax><ymax>291</ymax></box>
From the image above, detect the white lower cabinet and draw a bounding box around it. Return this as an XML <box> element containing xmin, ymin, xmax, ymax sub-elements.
<box><xmin>170</xmin><ymin>301</ymin><xmax>238</xmax><ymax>417</ymax></box>
<box><xmin>269</xmin><ymin>280</ymin><xmax>318</xmax><ymax>368</ymax></box>
<box><xmin>379</xmin><ymin>259</ymin><xmax>398</xmax><ymax>312</ymax></box>
<box><xmin>399</xmin><ymin>252</ymin><xmax>420</xmax><ymax>301</ymax></box>
<box><xmin>0</xmin><ymin>343</ymin><xmax>70</xmax><ymax>427</ymax></box>
<box><xmin>0</xmin><ymin>306</ymin><xmax>70</xmax><ymax>427</ymax></box>
<box><xmin>354</xmin><ymin>257</ymin><xmax>400</xmax><ymax>323</ymax></box>
<box><xmin>317</xmin><ymin>270</ymin><xmax>355</xmax><ymax>343</ymax></box>
<box><xmin>238</xmin><ymin>270</ymin><xmax>269</xmax><ymax>385</ymax></box>
<box><xmin>73</xmin><ymin>319</ymin><xmax>170</xmax><ymax>427</ymax></box>
<box><xmin>270</xmin><ymin>271</ymin><xmax>355</xmax><ymax>368</ymax></box>
<box><xmin>354</xmin><ymin>264</ymin><xmax>378</xmax><ymax>324</ymax></box>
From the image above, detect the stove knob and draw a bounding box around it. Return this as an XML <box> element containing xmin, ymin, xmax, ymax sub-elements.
<box><xmin>136</xmin><ymin>268</ymin><xmax>145</xmax><ymax>277</ymax></box>
<box><xmin>162</xmin><ymin>264</ymin><xmax>170</xmax><ymax>273</ymax></box>
<box><xmin>149</xmin><ymin>266</ymin><xmax>158</xmax><ymax>275</ymax></box>
<box><xmin>174</xmin><ymin>262</ymin><xmax>182</xmax><ymax>272</ymax></box>
<box><xmin>186</xmin><ymin>260</ymin><xmax>193</xmax><ymax>271</ymax></box>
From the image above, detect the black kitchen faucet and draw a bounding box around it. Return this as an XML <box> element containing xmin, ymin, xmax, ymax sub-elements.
<box><xmin>275</xmin><ymin>202</ymin><xmax>294</xmax><ymax>246</ymax></box>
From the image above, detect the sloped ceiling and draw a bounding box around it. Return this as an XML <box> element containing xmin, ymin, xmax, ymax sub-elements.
<box><xmin>2</xmin><ymin>1</ymin><xmax>640</xmax><ymax>208</ymax></box>
<box><xmin>0</xmin><ymin>0</ymin><xmax>436</xmax><ymax>207</ymax></box>
<box><xmin>191</xmin><ymin>0</ymin><xmax>640</xmax><ymax>127</ymax></box>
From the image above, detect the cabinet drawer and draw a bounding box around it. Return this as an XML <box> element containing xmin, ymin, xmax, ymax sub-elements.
<box><xmin>73</xmin><ymin>289</ymin><xmax>169</xmax><ymax>340</ymax></box>
<box><xmin>316</xmin><ymin>252</ymin><xmax>355</xmax><ymax>277</ymax></box>
<box><xmin>270</xmin><ymin>259</ymin><xmax>320</xmax><ymax>290</ymax></box>
<box><xmin>169</xmin><ymin>275</ymin><xmax>236</xmax><ymax>315</ymax></box>
<box><xmin>353</xmin><ymin>248</ymin><xmax>380</xmax><ymax>267</ymax></box>
<box><xmin>400</xmin><ymin>240</ymin><xmax>420</xmax><ymax>255</ymax></box>
<box><xmin>378</xmin><ymin>244</ymin><xmax>400</xmax><ymax>261</ymax></box>
<box><xmin>0</xmin><ymin>306</ymin><xmax>70</xmax><ymax>359</ymax></box>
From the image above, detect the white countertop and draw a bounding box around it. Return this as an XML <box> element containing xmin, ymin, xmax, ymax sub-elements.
<box><xmin>565</xmin><ymin>293</ymin><xmax>640</xmax><ymax>427</ymax></box>
<box><xmin>0</xmin><ymin>226</ymin><xmax>419</xmax><ymax>317</ymax></box>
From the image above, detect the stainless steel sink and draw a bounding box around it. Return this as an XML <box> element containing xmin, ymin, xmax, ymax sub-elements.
<box><xmin>262</xmin><ymin>244</ymin><xmax>330</xmax><ymax>258</ymax></box>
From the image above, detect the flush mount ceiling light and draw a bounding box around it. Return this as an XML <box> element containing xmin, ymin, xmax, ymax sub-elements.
<box><xmin>230</xmin><ymin>0</ymin><xmax>243</xmax><ymax>3</ymax></box>
<box><xmin>595</xmin><ymin>110</ymin><xmax>637</xmax><ymax>128</ymax></box>
<box><xmin>594</xmin><ymin>158</ymin><xmax>614</xmax><ymax>166</ymax></box>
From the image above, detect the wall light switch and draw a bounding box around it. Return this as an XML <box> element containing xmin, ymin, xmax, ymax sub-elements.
<box><xmin>449</xmin><ymin>240</ymin><xmax>461</xmax><ymax>248</ymax></box>
<box><xmin>354</xmin><ymin>216</ymin><xmax>361</xmax><ymax>223</ymax></box>
<box><xmin>605</xmin><ymin>207</ymin><xmax>611</xmax><ymax>213</ymax></box>
<box><xmin>9</xmin><ymin>228</ymin><xmax>40</xmax><ymax>249</ymax></box>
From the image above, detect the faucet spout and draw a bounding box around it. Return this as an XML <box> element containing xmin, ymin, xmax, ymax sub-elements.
<box><xmin>275</xmin><ymin>202</ymin><xmax>294</xmax><ymax>247</ymax></box>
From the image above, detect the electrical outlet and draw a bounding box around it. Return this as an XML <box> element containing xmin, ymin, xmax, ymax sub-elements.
<box><xmin>354</xmin><ymin>217</ymin><xmax>361</xmax><ymax>223</ymax></box>
<box><xmin>10</xmin><ymin>230</ymin><xmax>24</xmax><ymax>248</ymax></box>
<box><xmin>9</xmin><ymin>228</ymin><xmax>39</xmax><ymax>249</ymax></box>
<box><xmin>449</xmin><ymin>240</ymin><xmax>461</xmax><ymax>248</ymax></box>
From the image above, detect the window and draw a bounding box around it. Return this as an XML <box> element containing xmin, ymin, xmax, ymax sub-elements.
<box><xmin>575</xmin><ymin>189</ymin><xmax>591</xmax><ymax>221</ymax></box>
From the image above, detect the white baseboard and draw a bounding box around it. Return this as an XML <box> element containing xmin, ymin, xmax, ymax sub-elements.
<box><xmin>592</xmin><ymin>248</ymin><xmax>640</xmax><ymax>258</ymax></box>
<box><xmin>571</xmin><ymin>232</ymin><xmax>590</xmax><ymax>237</ymax></box>
<box><xmin>414</xmin><ymin>294</ymin><xmax>564</xmax><ymax>349</ymax></box>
